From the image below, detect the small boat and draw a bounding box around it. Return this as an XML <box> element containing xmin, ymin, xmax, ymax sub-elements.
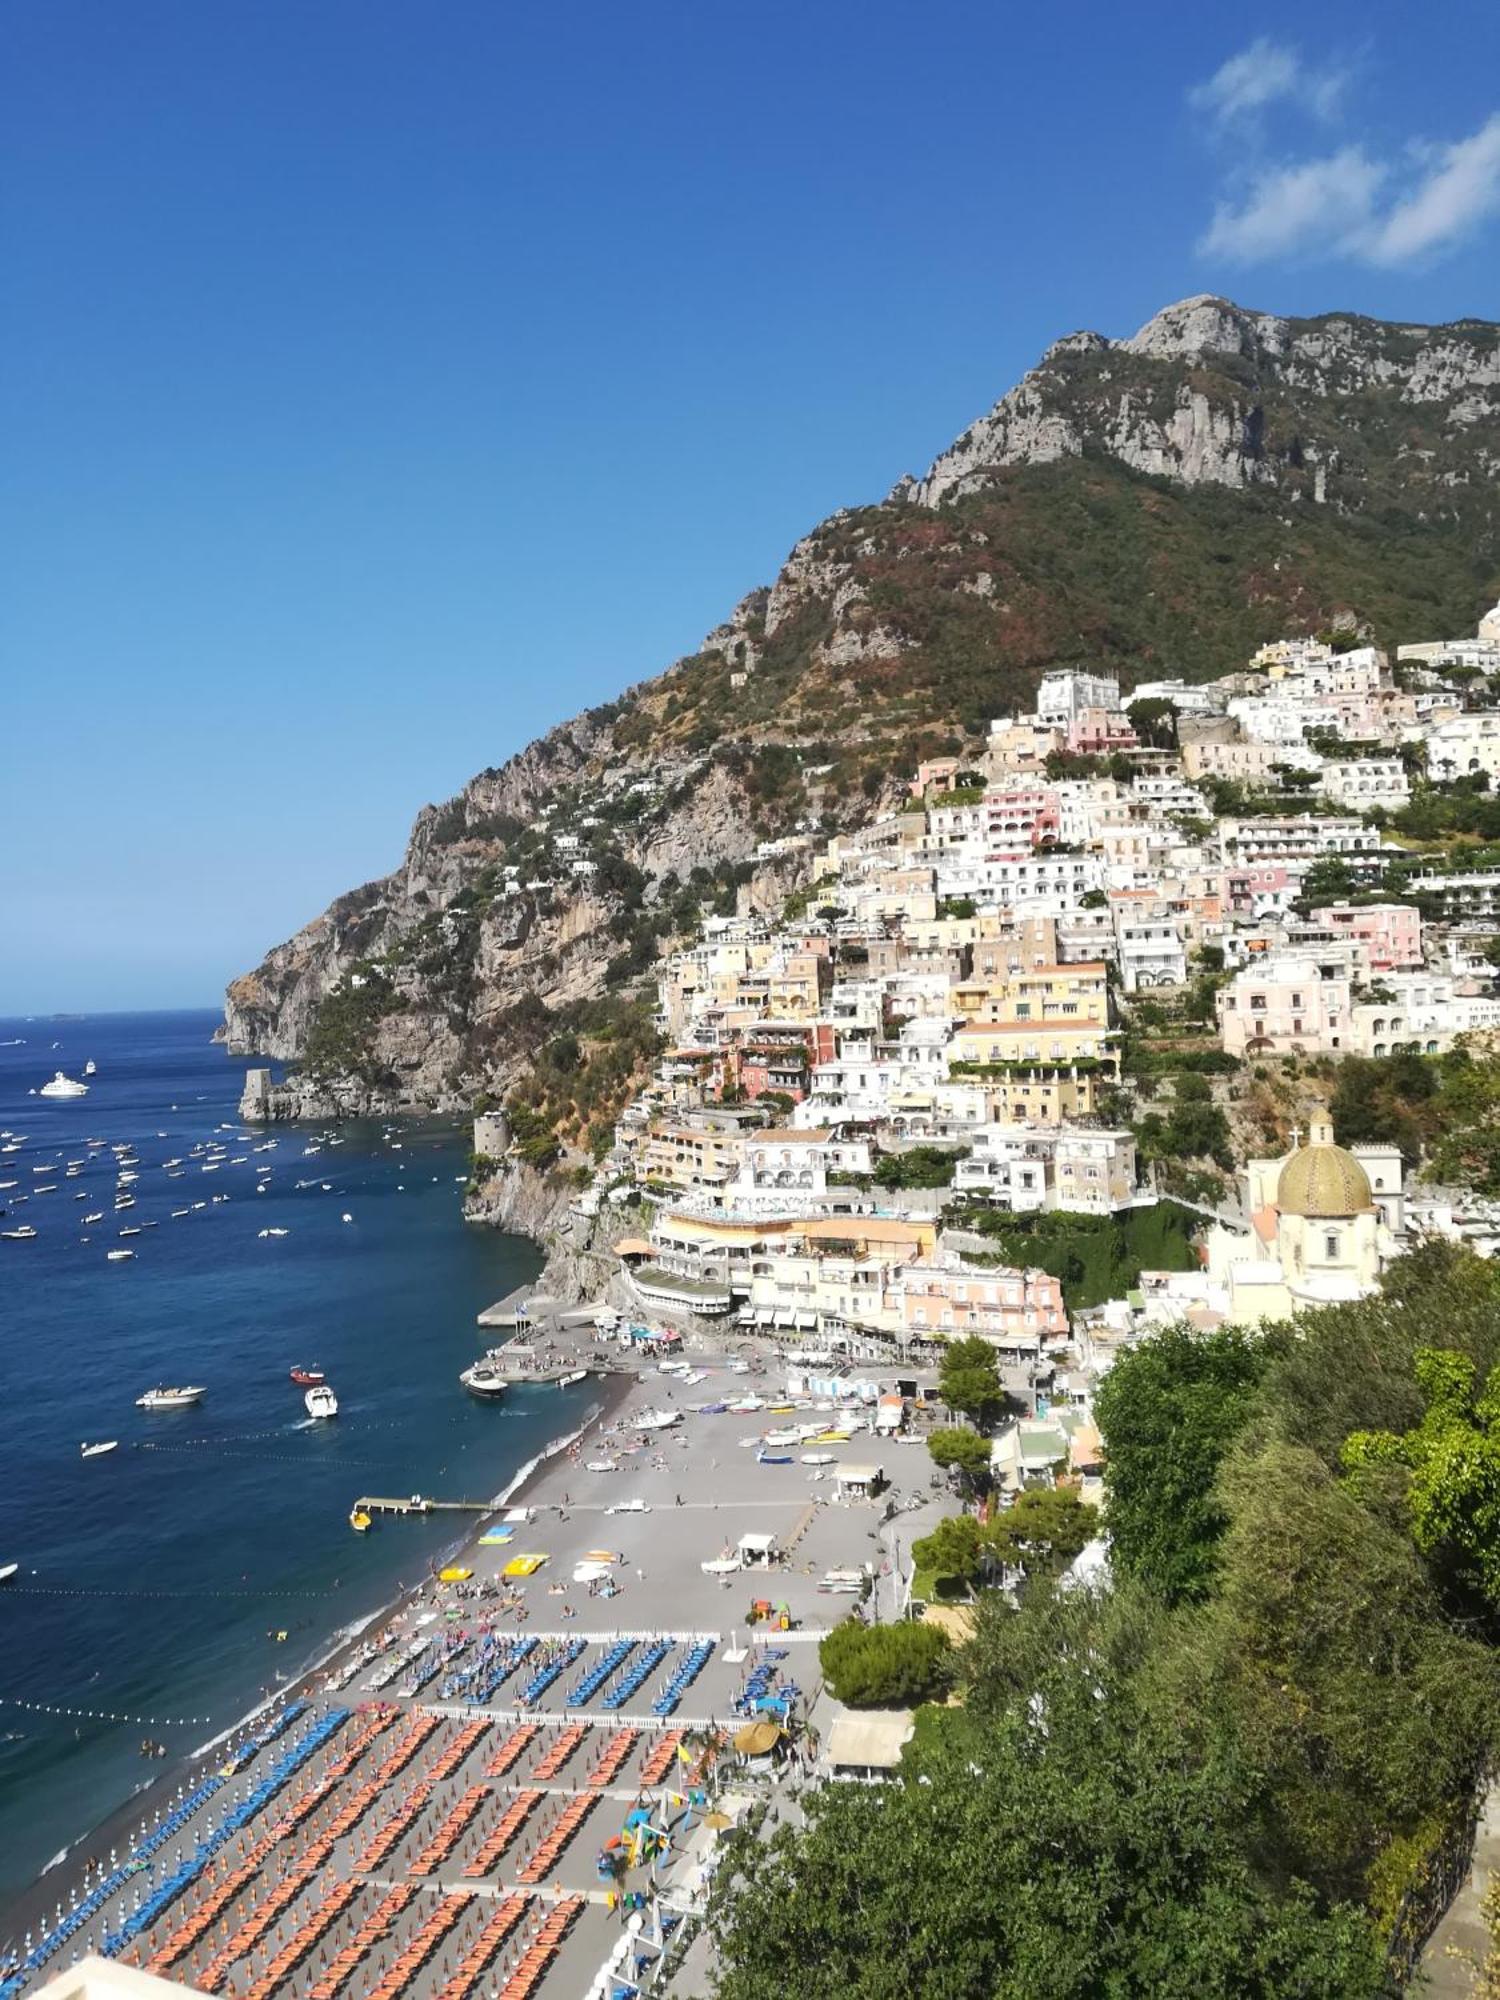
<box><xmin>39</xmin><ymin>1072</ymin><xmax>88</xmax><ymax>1099</ymax></box>
<box><xmin>304</xmin><ymin>1384</ymin><xmax>339</xmax><ymax>1419</ymax></box>
<box><xmin>289</xmin><ymin>1365</ymin><xmax>325</xmax><ymax>1387</ymax></box>
<box><xmin>84</xmin><ymin>1211</ymin><xmax>104</xmax><ymax>1223</ymax></box>
<box><xmin>106</xmin><ymin>1249</ymin><xmax>134</xmax><ymax>1262</ymax></box>
<box><xmin>1</xmin><ymin>1227</ymin><xmax>37</xmax><ymax>1241</ymax></box>
<box><xmin>756</xmin><ymin>1449</ymin><xmax>793</xmax><ymax>1465</ymax></box>
<box><xmin>0</xmin><ymin>1563</ymin><xmax>18</xmax><ymax>1585</ymax></box>
<box><xmin>349</xmin><ymin>1509</ymin><xmax>372</xmax><ymax>1532</ymax></box>
<box><xmin>258</xmin><ymin>1227</ymin><xmax>288</xmax><ymax>1238</ymax></box>
<box><xmin>83</xmin><ymin>1061</ymin><xmax>96</xmax><ymax>1076</ymax></box>
<box><xmin>118</xmin><ymin>1226</ymin><xmax>142</xmax><ymax>1237</ymax></box>
<box><xmin>135</xmin><ymin>1385</ymin><xmax>205</xmax><ymax>1410</ymax></box>
<box><xmin>80</xmin><ymin>1441</ymin><xmax>118</xmax><ymax>1459</ymax></box>
<box><xmin>437</xmin><ymin>1566</ymin><xmax>472</xmax><ymax>1583</ymax></box>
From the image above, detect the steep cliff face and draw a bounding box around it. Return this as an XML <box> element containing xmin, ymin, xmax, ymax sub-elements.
<box><xmin>910</xmin><ymin>295</ymin><xmax>1500</xmax><ymax>504</ymax></box>
<box><xmin>228</xmin><ymin>294</ymin><xmax>1500</xmax><ymax>1124</ymax></box>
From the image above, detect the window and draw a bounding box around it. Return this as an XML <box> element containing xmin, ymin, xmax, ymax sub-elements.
<box><xmin>1325</xmin><ymin>1232</ymin><xmax>1341</xmax><ymax>1260</ymax></box>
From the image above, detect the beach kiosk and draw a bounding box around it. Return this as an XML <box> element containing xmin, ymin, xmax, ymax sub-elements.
<box><xmin>736</xmin><ymin>1530</ymin><xmax>778</xmax><ymax>1569</ymax></box>
<box><xmin>833</xmin><ymin>1461</ymin><xmax>887</xmax><ymax>1502</ymax></box>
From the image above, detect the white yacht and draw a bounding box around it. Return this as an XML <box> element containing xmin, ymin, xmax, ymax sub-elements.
<box><xmin>304</xmin><ymin>1384</ymin><xmax>339</xmax><ymax>1419</ymax></box>
<box><xmin>1</xmin><ymin>1226</ymin><xmax>38</xmax><ymax>1241</ymax></box>
<box><xmin>459</xmin><ymin>1354</ymin><xmax>509</xmax><ymax>1401</ymax></box>
<box><xmin>83</xmin><ymin>1061</ymin><xmax>96</xmax><ymax>1077</ymax></box>
<box><xmin>135</xmin><ymin>1385</ymin><xmax>205</xmax><ymax>1409</ymax></box>
<box><xmin>39</xmin><ymin>1073</ymin><xmax>88</xmax><ymax>1099</ymax></box>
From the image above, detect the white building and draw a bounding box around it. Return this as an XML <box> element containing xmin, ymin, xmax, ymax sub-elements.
<box><xmin>1318</xmin><ymin>758</ymin><xmax>1411</xmax><ymax>811</ymax></box>
<box><xmin>1426</xmin><ymin>713</ymin><xmax>1500</xmax><ymax>783</ymax></box>
<box><xmin>1036</xmin><ymin>670</ymin><xmax>1121</xmax><ymax>728</ymax></box>
<box><xmin>953</xmin><ymin>1124</ymin><xmax>1137</xmax><ymax>1214</ymax></box>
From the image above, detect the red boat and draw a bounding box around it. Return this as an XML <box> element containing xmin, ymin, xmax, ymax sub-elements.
<box><xmin>288</xmin><ymin>1365</ymin><xmax>326</xmax><ymax>1387</ymax></box>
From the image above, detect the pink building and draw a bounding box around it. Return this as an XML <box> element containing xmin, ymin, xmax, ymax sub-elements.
<box><xmin>895</xmin><ymin>1265</ymin><xmax>1068</xmax><ymax>1345</ymax></box>
<box><xmin>1310</xmin><ymin>903</ymin><xmax>1423</xmax><ymax>972</ymax></box>
<box><xmin>1218</xmin><ymin>954</ymin><xmax>1353</xmax><ymax>1055</ymax></box>
<box><xmin>1066</xmin><ymin>708</ymin><xmax>1138</xmax><ymax>757</ymax></box>
<box><xmin>983</xmin><ymin>786</ymin><xmax>1061</xmax><ymax>848</ymax></box>
<box><xmin>1222</xmin><ymin>863</ymin><xmax>1294</xmax><ymax>916</ymax></box>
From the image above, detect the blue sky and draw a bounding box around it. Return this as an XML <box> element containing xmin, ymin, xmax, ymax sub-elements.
<box><xmin>2</xmin><ymin>2</ymin><xmax>1498</xmax><ymax>1012</ymax></box>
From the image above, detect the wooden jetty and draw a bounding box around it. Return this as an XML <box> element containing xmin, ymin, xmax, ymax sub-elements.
<box><xmin>352</xmin><ymin>1495</ymin><xmax>492</xmax><ymax>1516</ymax></box>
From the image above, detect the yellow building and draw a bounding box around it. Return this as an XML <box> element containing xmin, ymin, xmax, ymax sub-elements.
<box><xmin>638</xmin><ymin>1123</ymin><xmax>742</xmax><ymax>1193</ymax></box>
<box><xmin>954</xmin><ymin>960</ymin><xmax>1111</xmax><ymax>1028</ymax></box>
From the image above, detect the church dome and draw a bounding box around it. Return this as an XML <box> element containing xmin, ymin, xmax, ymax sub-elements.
<box><xmin>1277</xmin><ymin>1115</ymin><xmax>1373</xmax><ymax>1217</ymax></box>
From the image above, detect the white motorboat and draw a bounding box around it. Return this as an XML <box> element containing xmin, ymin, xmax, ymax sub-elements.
<box><xmin>0</xmin><ymin>1563</ymin><xmax>18</xmax><ymax>1585</ymax></box>
<box><xmin>1</xmin><ymin>1226</ymin><xmax>37</xmax><ymax>1241</ymax></box>
<box><xmin>459</xmin><ymin>1355</ymin><xmax>509</xmax><ymax>1400</ymax></box>
<box><xmin>83</xmin><ymin>1061</ymin><xmax>96</xmax><ymax>1076</ymax></box>
<box><xmin>634</xmin><ymin>1408</ymin><xmax>682</xmax><ymax>1431</ymax></box>
<box><xmin>106</xmin><ymin>1249</ymin><xmax>135</xmax><ymax>1261</ymax></box>
<box><xmin>80</xmin><ymin>1441</ymin><xmax>118</xmax><ymax>1459</ymax></box>
<box><xmin>135</xmin><ymin>1386</ymin><xmax>205</xmax><ymax>1410</ymax></box>
<box><xmin>304</xmin><ymin>1384</ymin><xmax>339</xmax><ymax>1419</ymax></box>
<box><xmin>39</xmin><ymin>1073</ymin><xmax>88</xmax><ymax>1099</ymax></box>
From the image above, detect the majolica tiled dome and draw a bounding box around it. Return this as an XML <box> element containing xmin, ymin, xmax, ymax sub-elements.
<box><xmin>1277</xmin><ymin>1115</ymin><xmax>1373</xmax><ymax>1217</ymax></box>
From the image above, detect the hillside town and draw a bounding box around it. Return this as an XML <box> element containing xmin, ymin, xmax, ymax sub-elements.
<box><xmin>475</xmin><ymin>598</ymin><xmax>1500</xmax><ymax>1472</ymax></box>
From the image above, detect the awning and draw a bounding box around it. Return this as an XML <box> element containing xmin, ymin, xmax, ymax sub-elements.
<box><xmin>794</xmin><ymin>1310</ymin><xmax>817</xmax><ymax>1328</ymax></box>
<box><xmin>613</xmin><ymin>1236</ymin><xmax>653</xmax><ymax>1257</ymax></box>
<box><xmin>825</xmin><ymin>1710</ymin><xmax>914</xmax><ymax>1770</ymax></box>
<box><xmin>773</xmin><ymin>1310</ymin><xmax>795</xmax><ymax>1327</ymax></box>
<box><xmin>733</xmin><ymin>1719</ymin><xmax>785</xmax><ymax>1756</ymax></box>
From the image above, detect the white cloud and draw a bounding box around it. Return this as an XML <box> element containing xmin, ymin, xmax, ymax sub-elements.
<box><xmin>1367</xmin><ymin>114</ymin><xmax>1500</xmax><ymax>263</ymax></box>
<box><xmin>1196</xmin><ymin>109</ymin><xmax>1500</xmax><ymax>267</ymax></box>
<box><xmin>1200</xmin><ymin>149</ymin><xmax>1385</xmax><ymax>262</ymax></box>
<box><xmin>1189</xmin><ymin>38</ymin><xmax>1350</xmax><ymax>131</ymax></box>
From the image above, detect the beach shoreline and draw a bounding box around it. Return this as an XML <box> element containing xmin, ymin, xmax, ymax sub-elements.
<box><xmin>0</xmin><ymin>1364</ymin><xmax>634</xmax><ymax>1956</ymax></box>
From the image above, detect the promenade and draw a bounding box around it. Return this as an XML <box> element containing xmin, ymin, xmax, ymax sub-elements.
<box><xmin>1</xmin><ymin>1349</ymin><xmax>920</xmax><ymax>2000</ymax></box>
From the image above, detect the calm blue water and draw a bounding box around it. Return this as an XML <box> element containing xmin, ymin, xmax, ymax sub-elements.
<box><xmin>0</xmin><ymin>1010</ymin><xmax>569</xmax><ymax>1899</ymax></box>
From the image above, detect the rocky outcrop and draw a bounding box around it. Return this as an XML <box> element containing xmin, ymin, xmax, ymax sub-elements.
<box><xmin>911</xmin><ymin>294</ymin><xmax>1500</xmax><ymax>505</ymax></box>
<box><xmin>463</xmin><ymin>1157</ymin><xmax>627</xmax><ymax>1304</ymax></box>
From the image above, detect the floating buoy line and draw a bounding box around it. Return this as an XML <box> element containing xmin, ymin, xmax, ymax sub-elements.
<box><xmin>0</xmin><ymin>1696</ymin><xmax>212</xmax><ymax>1727</ymax></box>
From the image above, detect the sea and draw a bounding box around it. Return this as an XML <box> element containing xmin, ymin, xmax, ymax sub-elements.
<box><xmin>0</xmin><ymin>1008</ymin><xmax>584</xmax><ymax>1904</ymax></box>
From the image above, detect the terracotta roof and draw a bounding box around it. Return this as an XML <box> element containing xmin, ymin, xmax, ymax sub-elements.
<box><xmin>612</xmin><ymin>1237</ymin><xmax>653</xmax><ymax>1258</ymax></box>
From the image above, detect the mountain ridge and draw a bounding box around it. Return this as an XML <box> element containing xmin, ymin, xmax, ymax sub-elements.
<box><xmin>224</xmin><ymin>294</ymin><xmax>1500</xmax><ymax>1127</ymax></box>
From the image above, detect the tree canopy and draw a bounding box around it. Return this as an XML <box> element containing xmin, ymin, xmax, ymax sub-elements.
<box><xmin>1093</xmin><ymin>1322</ymin><xmax>1269</xmax><ymax>1603</ymax></box>
<box><xmin>817</xmin><ymin>1617</ymin><xmax>951</xmax><ymax>1708</ymax></box>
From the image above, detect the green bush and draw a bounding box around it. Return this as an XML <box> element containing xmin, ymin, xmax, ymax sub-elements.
<box><xmin>818</xmin><ymin>1617</ymin><xmax>952</xmax><ymax>1707</ymax></box>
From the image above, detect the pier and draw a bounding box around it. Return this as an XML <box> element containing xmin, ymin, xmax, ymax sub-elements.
<box><xmin>352</xmin><ymin>1495</ymin><xmax>493</xmax><ymax>1516</ymax></box>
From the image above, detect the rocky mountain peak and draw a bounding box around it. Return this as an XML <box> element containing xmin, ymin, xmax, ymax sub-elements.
<box><xmin>1121</xmin><ymin>293</ymin><xmax>1288</xmax><ymax>362</ymax></box>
